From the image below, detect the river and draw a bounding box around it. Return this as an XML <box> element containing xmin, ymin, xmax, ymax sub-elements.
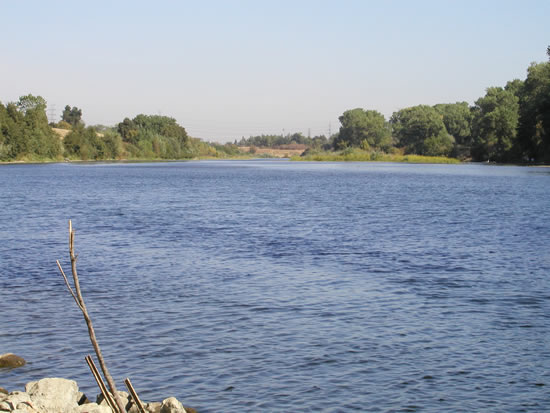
<box><xmin>0</xmin><ymin>160</ymin><xmax>549</xmax><ymax>412</ymax></box>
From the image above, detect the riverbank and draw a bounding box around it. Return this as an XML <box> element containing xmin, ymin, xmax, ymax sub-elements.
<box><xmin>0</xmin><ymin>377</ymin><xmax>196</xmax><ymax>413</ymax></box>
<box><xmin>290</xmin><ymin>149</ymin><xmax>461</xmax><ymax>163</ymax></box>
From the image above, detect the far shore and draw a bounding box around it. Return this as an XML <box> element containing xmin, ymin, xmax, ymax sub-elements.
<box><xmin>1</xmin><ymin>156</ymin><xmax>549</xmax><ymax>167</ymax></box>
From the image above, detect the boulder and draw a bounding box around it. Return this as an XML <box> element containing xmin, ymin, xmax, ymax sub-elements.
<box><xmin>0</xmin><ymin>390</ymin><xmax>38</xmax><ymax>412</ymax></box>
<box><xmin>145</xmin><ymin>401</ymin><xmax>161</xmax><ymax>413</ymax></box>
<box><xmin>0</xmin><ymin>354</ymin><xmax>26</xmax><ymax>369</ymax></box>
<box><xmin>26</xmin><ymin>378</ymin><xmax>79</xmax><ymax>413</ymax></box>
<box><xmin>160</xmin><ymin>397</ymin><xmax>187</xmax><ymax>413</ymax></box>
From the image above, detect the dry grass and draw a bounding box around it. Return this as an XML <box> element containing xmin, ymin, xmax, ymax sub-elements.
<box><xmin>52</xmin><ymin>128</ymin><xmax>104</xmax><ymax>139</ymax></box>
<box><xmin>52</xmin><ymin>128</ymin><xmax>71</xmax><ymax>139</ymax></box>
<box><xmin>238</xmin><ymin>146</ymin><xmax>305</xmax><ymax>158</ymax></box>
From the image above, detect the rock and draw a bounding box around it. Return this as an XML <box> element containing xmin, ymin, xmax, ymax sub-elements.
<box><xmin>97</xmin><ymin>390</ymin><xmax>130</xmax><ymax>410</ymax></box>
<box><xmin>145</xmin><ymin>401</ymin><xmax>162</xmax><ymax>413</ymax></box>
<box><xmin>24</xmin><ymin>383</ymin><xmax>36</xmax><ymax>394</ymax></box>
<box><xmin>6</xmin><ymin>391</ymin><xmax>32</xmax><ymax>406</ymax></box>
<box><xmin>0</xmin><ymin>391</ymin><xmax>35</xmax><ymax>412</ymax></box>
<box><xmin>26</xmin><ymin>378</ymin><xmax>79</xmax><ymax>413</ymax></box>
<box><xmin>0</xmin><ymin>354</ymin><xmax>26</xmax><ymax>368</ymax></box>
<box><xmin>160</xmin><ymin>397</ymin><xmax>187</xmax><ymax>413</ymax></box>
<box><xmin>74</xmin><ymin>402</ymin><xmax>113</xmax><ymax>413</ymax></box>
<box><xmin>0</xmin><ymin>388</ymin><xmax>8</xmax><ymax>396</ymax></box>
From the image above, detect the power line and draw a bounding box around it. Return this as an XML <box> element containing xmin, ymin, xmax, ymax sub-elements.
<box><xmin>47</xmin><ymin>104</ymin><xmax>56</xmax><ymax>124</ymax></box>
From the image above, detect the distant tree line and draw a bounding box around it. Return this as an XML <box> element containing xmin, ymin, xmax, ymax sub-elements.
<box><xmin>0</xmin><ymin>100</ymin><xmax>241</xmax><ymax>161</ymax></box>
<box><xmin>1</xmin><ymin>48</ymin><xmax>549</xmax><ymax>163</ymax></box>
<box><xmin>240</xmin><ymin>50</ymin><xmax>550</xmax><ymax>163</ymax></box>
<box><xmin>238</xmin><ymin>133</ymin><xmax>329</xmax><ymax>150</ymax></box>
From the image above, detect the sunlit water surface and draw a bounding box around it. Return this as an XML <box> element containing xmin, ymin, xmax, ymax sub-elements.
<box><xmin>0</xmin><ymin>160</ymin><xmax>549</xmax><ymax>412</ymax></box>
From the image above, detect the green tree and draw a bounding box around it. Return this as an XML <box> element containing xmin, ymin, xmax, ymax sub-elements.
<box><xmin>334</xmin><ymin>108</ymin><xmax>392</xmax><ymax>150</ymax></box>
<box><xmin>64</xmin><ymin>125</ymin><xmax>111</xmax><ymax>160</ymax></box>
<box><xmin>391</xmin><ymin>105</ymin><xmax>454</xmax><ymax>156</ymax></box>
<box><xmin>517</xmin><ymin>61</ymin><xmax>550</xmax><ymax>162</ymax></box>
<box><xmin>471</xmin><ymin>87</ymin><xmax>519</xmax><ymax>162</ymax></box>
<box><xmin>433</xmin><ymin>102</ymin><xmax>472</xmax><ymax>145</ymax></box>
<box><xmin>62</xmin><ymin>105</ymin><xmax>83</xmax><ymax>127</ymax></box>
<box><xmin>117</xmin><ymin>117</ymin><xmax>138</xmax><ymax>143</ymax></box>
<box><xmin>16</xmin><ymin>94</ymin><xmax>47</xmax><ymax>114</ymax></box>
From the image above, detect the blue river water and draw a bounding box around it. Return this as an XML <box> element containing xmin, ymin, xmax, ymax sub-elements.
<box><xmin>0</xmin><ymin>160</ymin><xmax>549</xmax><ymax>412</ymax></box>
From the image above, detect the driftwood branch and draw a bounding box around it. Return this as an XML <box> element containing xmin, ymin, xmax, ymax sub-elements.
<box><xmin>86</xmin><ymin>355</ymin><xmax>118</xmax><ymax>413</ymax></box>
<box><xmin>57</xmin><ymin>220</ymin><xmax>127</xmax><ymax>413</ymax></box>
<box><xmin>125</xmin><ymin>378</ymin><xmax>147</xmax><ymax>413</ymax></box>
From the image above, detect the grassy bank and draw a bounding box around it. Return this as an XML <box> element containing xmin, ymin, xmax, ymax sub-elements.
<box><xmin>290</xmin><ymin>149</ymin><xmax>461</xmax><ymax>164</ymax></box>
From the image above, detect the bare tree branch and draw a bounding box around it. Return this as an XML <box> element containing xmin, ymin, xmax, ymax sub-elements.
<box><xmin>57</xmin><ymin>220</ymin><xmax>127</xmax><ymax>413</ymax></box>
<box><xmin>56</xmin><ymin>260</ymin><xmax>84</xmax><ymax>311</ymax></box>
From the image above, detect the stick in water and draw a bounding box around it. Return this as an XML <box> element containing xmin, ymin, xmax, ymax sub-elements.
<box><xmin>57</xmin><ymin>220</ymin><xmax>127</xmax><ymax>413</ymax></box>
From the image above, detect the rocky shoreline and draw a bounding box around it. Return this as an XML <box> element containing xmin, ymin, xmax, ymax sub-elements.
<box><xmin>0</xmin><ymin>378</ymin><xmax>196</xmax><ymax>413</ymax></box>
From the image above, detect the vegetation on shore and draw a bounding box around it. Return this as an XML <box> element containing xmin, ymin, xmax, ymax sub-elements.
<box><xmin>1</xmin><ymin>47</ymin><xmax>549</xmax><ymax>164</ymax></box>
<box><xmin>242</xmin><ymin>48</ymin><xmax>550</xmax><ymax>165</ymax></box>
<box><xmin>291</xmin><ymin>148</ymin><xmax>460</xmax><ymax>163</ymax></box>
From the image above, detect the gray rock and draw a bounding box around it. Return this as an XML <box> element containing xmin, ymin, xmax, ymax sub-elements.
<box><xmin>24</xmin><ymin>383</ymin><xmax>36</xmax><ymax>394</ymax></box>
<box><xmin>160</xmin><ymin>397</ymin><xmax>187</xmax><ymax>413</ymax></box>
<box><xmin>5</xmin><ymin>391</ymin><xmax>32</xmax><ymax>407</ymax></box>
<box><xmin>0</xmin><ymin>353</ymin><xmax>26</xmax><ymax>368</ymax></box>
<box><xmin>0</xmin><ymin>401</ymin><xmax>12</xmax><ymax>411</ymax></box>
<box><xmin>145</xmin><ymin>401</ymin><xmax>162</xmax><ymax>413</ymax></box>
<box><xmin>27</xmin><ymin>378</ymin><xmax>79</xmax><ymax>413</ymax></box>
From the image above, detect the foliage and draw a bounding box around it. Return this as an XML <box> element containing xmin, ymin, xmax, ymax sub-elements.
<box><xmin>471</xmin><ymin>87</ymin><xmax>519</xmax><ymax>162</ymax></box>
<box><xmin>62</xmin><ymin>105</ymin><xmax>83</xmax><ymax>127</ymax></box>
<box><xmin>292</xmin><ymin>147</ymin><xmax>459</xmax><ymax>163</ymax></box>
<box><xmin>391</xmin><ymin>105</ymin><xmax>454</xmax><ymax>156</ymax></box>
<box><xmin>433</xmin><ymin>102</ymin><xmax>472</xmax><ymax>146</ymax></box>
<box><xmin>56</xmin><ymin>120</ymin><xmax>73</xmax><ymax>130</ymax></box>
<box><xmin>333</xmin><ymin>108</ymin><xmax>392</xmax><ymax>150</ymax></box>
<box><xmin>238</xmin><ymin>133</ymin><xmax>328</xmax><ymax>149</ymax></box>
<box><xmin>3</xmin><ymin>47</ymin><xmax>550</xmax><ymax>165</ymax></box>
<box><xmin>0</xmin><ymin>95</ymin><xmax>62</xmax><ymax>161</ymax></box>
<box><xmin>16</xmin><ymin>94</ymin><xmax>47</xmax><ymax>114</ymax></box>
<box><xmin>517</xmin><ymin>62</ymin><xmax>550</xmax><ymax>162</ymax></box>
<box><xmin>116</xmin><ymin>114</ymin><xmax>189</xmax><ymax>159</ymax></box>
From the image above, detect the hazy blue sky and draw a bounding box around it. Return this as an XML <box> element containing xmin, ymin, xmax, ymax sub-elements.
<box><xmin>2</xmin><ymin>0</ymin><xmax>549</xmax><ymax>142</ymax></box>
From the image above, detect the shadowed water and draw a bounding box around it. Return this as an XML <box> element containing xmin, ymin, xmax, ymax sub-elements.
<box><xmin>0</xmin><ymin>160</ymin><xmax>549</xmax><ymax>412</ymax></box>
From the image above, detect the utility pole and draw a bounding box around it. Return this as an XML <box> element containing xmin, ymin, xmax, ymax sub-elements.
<box><xmin>47</xmin><ymin>104</ymin><xmax>56</xmax><ymax>125</ymax></box>
<box><xmin>328</xmin><ymin>122</ymin><xmax>332</xmax><ymax>139</ymax></box>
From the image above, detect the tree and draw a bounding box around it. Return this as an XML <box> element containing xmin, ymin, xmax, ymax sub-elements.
<box><xmin>62</xmin><ymin>105</ymin><xmax>83</xmax><ymax>127</ymax></box>
<box><xmin>517</xmin><ymin>61</ymin><xmax>550</xmax><ymax>162</ymax></box>
<box><xmin>471</xmin><ymin>87</ymin><xmax>519</xmax><ymax>162</ymax></box>
<box><xmin>117</xmin><ymin>117</ymin><xmax>138</xmax><ymax>143</ymax></box>
<box><xmin>16</xmin><ymin>94</ymin><xmax>47</xmax><ymax>114</ymax></box>
<box><xmin>433</xmin><ymin>102</ymin><xmax>472</xmax><ymax>146</ymax></box>
<box><xmin>334</xmin><ymin>108</ymin><xmax>392</xmax><ymax>150</ymax></box>
<box><xmin>391</xmin><ymin>105</ymin><xmax>454</xmax><ymax>156</ymax></box>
